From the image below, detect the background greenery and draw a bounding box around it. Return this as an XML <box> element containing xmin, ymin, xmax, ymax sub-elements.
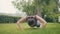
<box><xmin>0</xmin><ymin>15</ymin><xmax>21</xmax><ymax>23</ymax></box>
<box><xmin>11</xmin><ymin>0</ymin><xmax>60</xmax><ymax>22</ymax></box>
<box><xmin>0</xmin><ymin>0</ymin><xmax>60</xmax><ymax>23</ymax></box>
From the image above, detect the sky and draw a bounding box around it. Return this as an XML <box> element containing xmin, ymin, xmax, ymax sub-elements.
<box><xmin>0</xmin><ymin>0</ymin><xmax>17</xmax><ymax>14</ymax></box>
<box><xmin>0</xmin><ymin>0</ymin><xmax>27</xmax><ymax>17</ymax></box>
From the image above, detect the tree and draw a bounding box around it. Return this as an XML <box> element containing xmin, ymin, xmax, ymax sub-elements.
<box><xmin>12</xmin><ymin>0</ymin><xmax>59</xmax><ymax>22</ymax></box>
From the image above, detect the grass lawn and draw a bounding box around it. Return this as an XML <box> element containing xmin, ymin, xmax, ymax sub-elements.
<box><xmin>0</xmin><ymin>23</ymin><xmax>60</xmax><ymax>34</ymax></box>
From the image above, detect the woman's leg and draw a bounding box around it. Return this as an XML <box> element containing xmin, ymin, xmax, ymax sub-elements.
<box><xmin>36</xmin><ymin>20</ymin><xmax>40</xmax><ymax>27</ymax></box>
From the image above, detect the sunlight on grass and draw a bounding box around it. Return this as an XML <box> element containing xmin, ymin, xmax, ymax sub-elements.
<box><xmin>0</xmin><ymin>23</ymin><xmax>60</xmax><ymax>34</ymax></box>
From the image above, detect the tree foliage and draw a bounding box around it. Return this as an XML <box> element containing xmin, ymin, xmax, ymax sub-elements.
<box><xmin>12</xmin><ymin>0</ymin><xmax>59</xmax><ymax>22</ymax></box>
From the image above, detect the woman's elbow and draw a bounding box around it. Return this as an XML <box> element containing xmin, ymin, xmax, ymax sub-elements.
<box><xmin>17</xmin><ymin>21</ymin><xmax>20</xmax><ymax>25</ymax></box>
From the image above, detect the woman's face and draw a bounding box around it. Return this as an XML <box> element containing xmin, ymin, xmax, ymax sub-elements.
<box><xmin>27</xmin><ymin>16</ymin><xmax>34</xmax><ymax>21</ymax></box>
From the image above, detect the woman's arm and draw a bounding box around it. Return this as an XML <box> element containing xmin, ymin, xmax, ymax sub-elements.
<box><xmin>36</xmin><ymin>15</ymin><xmax>47</xmax><ymax>28</ymax></box>
<box><xmin>17</xmin><ymin>16</ymin><xmax>27</xmax><ymax>30</ymax></box>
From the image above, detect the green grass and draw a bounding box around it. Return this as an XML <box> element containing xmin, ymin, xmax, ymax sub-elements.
<box><xmin>0</xmin><ymin>23</ymin><xmax>60</xmax><ymax>34</ymax></box>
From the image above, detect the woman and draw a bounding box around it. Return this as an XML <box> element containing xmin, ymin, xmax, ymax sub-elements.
<box><xmin>17</xmin><ymin>15</ymin><xmax>47</xmax><ymax>30</ymax></box>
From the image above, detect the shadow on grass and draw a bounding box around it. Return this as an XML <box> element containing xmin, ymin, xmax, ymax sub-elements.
<box><xmin>24</xmin><ymin>28</ymin><xmax>40</xmax><ymax>31</ymax></box>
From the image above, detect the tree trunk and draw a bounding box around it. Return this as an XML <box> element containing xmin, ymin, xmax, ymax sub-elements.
<box><xmin>37</xmin><ymin>6</ymin><xmax>42</xmax><ymax>17</ymax></box>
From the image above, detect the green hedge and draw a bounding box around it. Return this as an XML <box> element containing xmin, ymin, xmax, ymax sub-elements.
<box><xmin>0</xmin><ymin>15</ymin><xmax>21</xmax><ymax>23</ymax></box>
<box><xmin>45</xmin><ymin>14</ymin><xmax>60</xmax><ymax>22</ymax></box>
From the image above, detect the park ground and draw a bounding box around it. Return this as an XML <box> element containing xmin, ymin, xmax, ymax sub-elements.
<box><xmin>0</xmin><ymin>22</ymin><xmax>60</xmax><ymax>34</ymax></box>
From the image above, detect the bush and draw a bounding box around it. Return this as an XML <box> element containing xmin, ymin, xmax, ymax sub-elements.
<box><xmin>0</xmin><ymin>15</ymin><xmax>21</xmax><ymax>23</ymax></box>
<box><xmin>46</xmin><ymin>14</ymin><xmax>60</xmax><ymax>22</ymax></box>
